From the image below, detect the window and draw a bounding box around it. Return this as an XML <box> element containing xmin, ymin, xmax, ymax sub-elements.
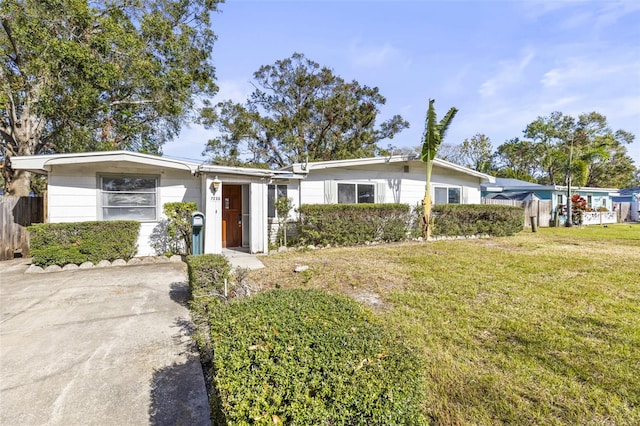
<box><xmin>268</xmin><ymin>184</ymin><xmax>288</xmax><ymax>218</ymax></box>
<box><xmin>100</xmin><ymin>175</ymin><xmax>157</xmax><ymax>221</ymax></box>
<box><xmin>557</xmin><ymin>194</ymin><xmax>564</xmax><ymax>205</ymax></box>
<box><xmin>434</xmin><ymin>187</ymin><xmax>461</xmax><ymax>204</ymax></box>
<box><xmin>587</xmin><ymin>195</ymin><xmax>593</xmax><ymax>208</ymax></box>
<box><xmin>337</xmin><ymin>183</ymin><xmax>375</xmax><ymax>204</ymax></box>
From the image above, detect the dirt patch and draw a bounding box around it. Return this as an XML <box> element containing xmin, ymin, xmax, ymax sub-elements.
<box><xmin>349</xmin><ymin>290</ymin><xmax>388</xmax><ymax>310</ymax></box>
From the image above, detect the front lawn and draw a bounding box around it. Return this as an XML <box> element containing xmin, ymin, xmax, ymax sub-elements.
<box><xmin>252</xmin><ymin>224</ymin><xmax>640</xmax><ymax>424</ymax></box>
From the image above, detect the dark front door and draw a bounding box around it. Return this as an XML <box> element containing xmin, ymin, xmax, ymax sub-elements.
<box><xmin>222</xmin><ymin>185</ymin><xmax>242</xmax><ymax>248</ymax></box>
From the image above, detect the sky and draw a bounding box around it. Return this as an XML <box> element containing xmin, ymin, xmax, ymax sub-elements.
<box><xmin>164</xmin><ymin>0</ymin><xmax>640</xmax><ymax>167</ymax></box>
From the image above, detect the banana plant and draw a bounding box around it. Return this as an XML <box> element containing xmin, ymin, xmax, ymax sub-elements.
<box><xmin>420</xmin><ymin>99</ymin><xmax>458</xmax><ymax>238</ymax></box>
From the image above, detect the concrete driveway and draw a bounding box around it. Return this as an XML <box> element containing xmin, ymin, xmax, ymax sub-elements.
<box><xmin>0</xmin><ymin>259</ymin><xmax>210</xmax><ymax>425</ymax></box>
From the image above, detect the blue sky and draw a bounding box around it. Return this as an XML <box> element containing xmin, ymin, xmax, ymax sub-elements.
<box><xmin>164</xmin><ymin>0</ymin><xmax>640</xmax><ymax>166</ymax></box>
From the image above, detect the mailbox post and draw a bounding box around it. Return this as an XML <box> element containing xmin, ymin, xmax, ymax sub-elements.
<box><xmin>191</xmin><ymin>212</ymin><xmax>205</xmax><ymax>255</ymax></box>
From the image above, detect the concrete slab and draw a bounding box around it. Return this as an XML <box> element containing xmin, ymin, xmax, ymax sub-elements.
<box><xmin>0</xmin><ymin>259</ymin><xmax>210</xmax><ymax>426</ymax></box>
<box><xmin>222</xmin><ymin>249</ymin><xmax>265</xmax><ymax>270</ymax></box>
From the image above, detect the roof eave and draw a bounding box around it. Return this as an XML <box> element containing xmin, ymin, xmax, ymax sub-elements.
<box><xmin>300</xmin><ymin>155</ymin><xmax>495</xmax><ymax>182</ymax></box>
<box><xmin>197</xmin><ymin>165</ymin><xmax>274</xmax><ymax>177</ymax></box>
<box><xmin>10</xmin><ymin>151</ymin><xmax>199</xmax><ymax>173</ymax></box>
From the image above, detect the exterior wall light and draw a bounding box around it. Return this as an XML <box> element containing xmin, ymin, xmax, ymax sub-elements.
<box><xmin>211</xmin><ymin>176</ymin><xmax>221</xmax><ymax>193</ymax></box>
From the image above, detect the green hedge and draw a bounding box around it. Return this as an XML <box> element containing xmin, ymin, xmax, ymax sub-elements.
<box><xmin>28</xmin><ymin>221</ymin><xmax>139</xmax><ymax>267</ymax></box>
<box><xmin>186</xmin><ymin>254</ymin><xmax>232</xmax><ymax>297</ymax></box>
<box><xmin>207</xmin><ymin>289</ymin><xmax>427</xmax><ymax>425</ymax></box>
<box><xmin>432</xmin><ymin>204</ymin><xmax>524</xmax><ymax>237</ymax></box>
<box><xmin>186</xmin><ymin>254</ymin><xmax>233</xmax><ymax>375</ymax></box>
<box><xmin>298</xmin><ymin>203</ymin><xmax>410</xmax><ymax>246</ymax></box>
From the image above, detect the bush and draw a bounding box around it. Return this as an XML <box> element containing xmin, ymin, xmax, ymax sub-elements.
<box><xmin>186</xmin><ymin>254</ymin><xmax>232</xmax><ymax>297</ymax></box>
<box><xmin>163</xmin><ymin>201</ymin><xmax>198</xmax><ymax>255</ymax></box>
<box><xmin>431</xmin><ymin>204</ymin><xmax>524</xmax><ymax>237</ymax></box>
<box><xmin>186</xmin><ymin>254</ymin><xmax>234</xmax><ymax>377</ymax></box>
<box><xmin>298</xmin><ymin>203</ymin><xmax>411</xmax><ymax>246</ymax></box>
<box><xmin>28</xmin><ymin>221</ymin><xmax>139</xmax><ymax>267</ymax></box>
<box><xmin>207</xmin><ymin>289</ymin><xmax>427</xmax><ymax>425</ymax></box>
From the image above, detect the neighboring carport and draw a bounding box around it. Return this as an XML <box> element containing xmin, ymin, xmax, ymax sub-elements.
<box><xmin>0</xmin><ymin>259</ymin><xmax>210</xmax><ymax>425</ymax></box>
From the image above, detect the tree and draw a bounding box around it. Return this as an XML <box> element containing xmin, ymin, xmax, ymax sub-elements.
<box><xmin>436</xmin><ymin>143</ymin><xmax>464</xmax><ymax>165</ymax></box>
<box><xmin>457</xmin><ymin>133</ymin><xmax>493</xmax><ymax>173</ymax></box>
<box><xmin>492</xmin><ymin>138</ymin><xmax>540</xmax><ymax>182</ymax></box>
<box><xmin>1</xmin><ymin>0</ymin><xmax>220</xmax><ymax>195</ymax></box>
<box><xmin>523</xmin><ymin>111</ymin><xmax>634</xmax><ymax>187</ymax></box>
<box><xmin>275</xmin><ymin>196</ymin><xmax>293</xmax><ymax>247</ymax></box>
<box><xmin>420</xmin><ymin>99</ymin><xmax>458</xmax><ymax>238</ymax></box>
<box><xmin>491</xmin><ymin>112</ymin><xmax>636</xmax><ymax>188</ymax></box>
<box><xmin>585</xmin><ymin>130</ymin><xmax>637</xmax><ymax>188</ymax></box>
<box><xmin>202</xmin><ymin>53</ymin><xmax>409</xmax><ymax>168</ymax></box>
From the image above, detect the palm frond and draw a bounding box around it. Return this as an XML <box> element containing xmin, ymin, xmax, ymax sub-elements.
<box><xmin>438</xmin><ymin>107</ymin><xmax>459</xmax><ymax>141</ymax></box>
<box><xmin>421</xmin><ymin>99</ymin><xmax>439</xmax><ymax>162</ymax></box>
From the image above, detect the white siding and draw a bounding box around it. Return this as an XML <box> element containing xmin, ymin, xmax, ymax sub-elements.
<box><xmin>250</xmin><ymin>182</ymin><xmax>268</xmax><ymax>254</ymax></box>
<box><xmin>299</xmin><ymin>180</ymin><xmax>325</xmax><ymax>204</ymax></box>
<box><xmin>47</xmin><ymin>163</ymin><xmax>201</xmax><ymax>256</ymax></box>
<box><xmin>299</xmin><ymin>162</ymin><xmax>485</xmax><ymax>207</ymax></box>
<box><xmin>48</xmin><ymin>171</ymin><xmax>98</xmax><ymax>222</ymax></box>
<box><xmin>285</xmin><ymin>183</ymin><xmax>300</xmax><ymax>220</ymax></box>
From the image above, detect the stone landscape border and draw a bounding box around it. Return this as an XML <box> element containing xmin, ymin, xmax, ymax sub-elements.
<box><xmin>26</xmin><ymin>255</ymin><xmax>184</xmax><ymax>274</ymax></box>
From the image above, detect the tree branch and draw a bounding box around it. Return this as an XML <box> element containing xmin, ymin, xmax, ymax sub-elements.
<box><xmin>110</xmin><ymin>99</ymin><xmax>160</xmax><ymax>106</ymax></box>
<box><xmin>1</xmin><ymin>17</ymin><xmax>22</xmax><ymax>68</ymax></box>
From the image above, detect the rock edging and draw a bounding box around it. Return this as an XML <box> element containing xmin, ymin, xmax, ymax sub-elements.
<box><xmin>25</xmin><ymin>255</ymin><xmax>184</xmax><ymax>274</ymax></box>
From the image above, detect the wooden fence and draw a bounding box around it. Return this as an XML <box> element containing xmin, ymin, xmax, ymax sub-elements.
<box><xmin>617</xmin><ymin>202</ymin><xmax>632</xmax><ymax>222</ymax></box>
<box><xmin>482</xmin><ymin>198</ymin><xmax>552</xmax><ymax>228</ymax></box>
<box><xmin>0</xmin><ymin>196</ymin><xmax>45</xmax><ymax>261</ymax></box>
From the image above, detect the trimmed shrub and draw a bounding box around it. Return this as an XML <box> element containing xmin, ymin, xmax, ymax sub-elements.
<box><xmin>432</xmin><ymin>204</ymin><xmax>524</xmax><ymax>237</ymax></box>
<box><xmin>207</xmin><ymin>289</ymin><xmax>427</xmax><ymax>425</ymax></box>
<box><xmin>28</xmin><ymin>221</ymin><xmax>139</xmax><ymax>267</ymax></box>
<box><xmin>186</xmin><ymin>254</ymin><xmax>234</xmax><ymax>375</ymax></box>
<box><xmin>186</xmin><ymin>254</ymin><xmax>232</xmax><ymax>297</ymax></box>
<box><xmin>298</xmin><ymin>203</ymin><xmax>411</xmax><ymax>246</ymax></box>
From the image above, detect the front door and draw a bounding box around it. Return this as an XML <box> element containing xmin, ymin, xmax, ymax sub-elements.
<box><xmin>222</xmin><ymin>184</ymin><xmax>242</xmax><ymax>248</ymax></box>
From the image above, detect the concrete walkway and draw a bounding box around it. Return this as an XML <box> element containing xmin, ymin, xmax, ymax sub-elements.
<box><xmin>0</xmin><ymin>259</ymin><xmax>210</xmax><ymax>426</ymax></box>
<box><xmin>222</xmin><ymin>248</ymin><xmax>265</xmax><ymax>270</ymax></box>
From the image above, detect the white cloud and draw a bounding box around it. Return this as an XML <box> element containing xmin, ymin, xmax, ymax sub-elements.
<box><xmin>592</xmin><ymin>0</ymin><xmax>640</xmax><ymax>30</ymax></box>
<box><xmin>521</xmin><ymin>0</ymin><xmax>640</xmax><ymax>33</ymax></box>
<box><xmin>541</xmin><ymin>58</ymin><xmax>639</xmax><ymax>89</ymax></box>
<box><xmin>479</xmin><ymin>49</ymin><xmax>535</xmax><ymax>97</ymax></box>
<box><xmin>347</xmin><ymin>39</ymin><xmax>401</xmax><ymax>68</ymax></box>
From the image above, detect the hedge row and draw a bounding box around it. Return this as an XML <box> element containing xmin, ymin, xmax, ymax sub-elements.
<box><xmin>432</xmin><ymin>204</ymin><xmax>524</xmax><ymax>237</ymax></box>
<box><xmin>185</xmin><ymin>254</ymin><xmax>233</xmax><ymax>393</ymax></box>
<box><xmin>207</xmin><ymin>289</ymin><xmax>427</xmax><ymax>425</ymax></box>
<box><xmin>186</xmin><ymin>254</ymin><xmax>232</xmax><ymax>298</ymax></box>
<box><xmin>28</xmin><ymin>221</ymin><xmax>139</xmax><ymax>267</ymax></box>
<box><xmin>298</xmin><ymin>203</ymin><xmax>411</xmax><ymax>246</ymax></box>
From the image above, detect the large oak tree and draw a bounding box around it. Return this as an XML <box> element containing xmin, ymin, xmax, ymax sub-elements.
<box><xmin>201</xmin><ymin>53</ymin><xmax>409</xmax><ymax>168</ymax></box>
<box><xmin>1</xmin><ymin>0</ymin><xmax>220</xmax><ymax>195</ymax></box>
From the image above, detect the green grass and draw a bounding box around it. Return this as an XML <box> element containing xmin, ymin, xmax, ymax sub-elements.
<box><xmin>253</xmin><ymin>224</ymin><xmax>640</xmax><ymax>424</ymax></box>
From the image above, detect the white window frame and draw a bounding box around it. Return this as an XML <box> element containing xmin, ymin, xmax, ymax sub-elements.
<box><xmin>268</xmin><ymin>184</ymin><xmax>288</xmax><ymax>219</ymax></box>
<box><xmin>337</xmin><ymin>182</ymin><xmax>376</xmax><ymax>204</ymax></box>
<box><xmin>98</xmin><ymin>174</ymin><xmax>159</xmax><ymax>222</ymax></box>
<box><xmin>433</xmin><ymin>186</ymin><xmax>461</xmax><ymax>204</ymax></box>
